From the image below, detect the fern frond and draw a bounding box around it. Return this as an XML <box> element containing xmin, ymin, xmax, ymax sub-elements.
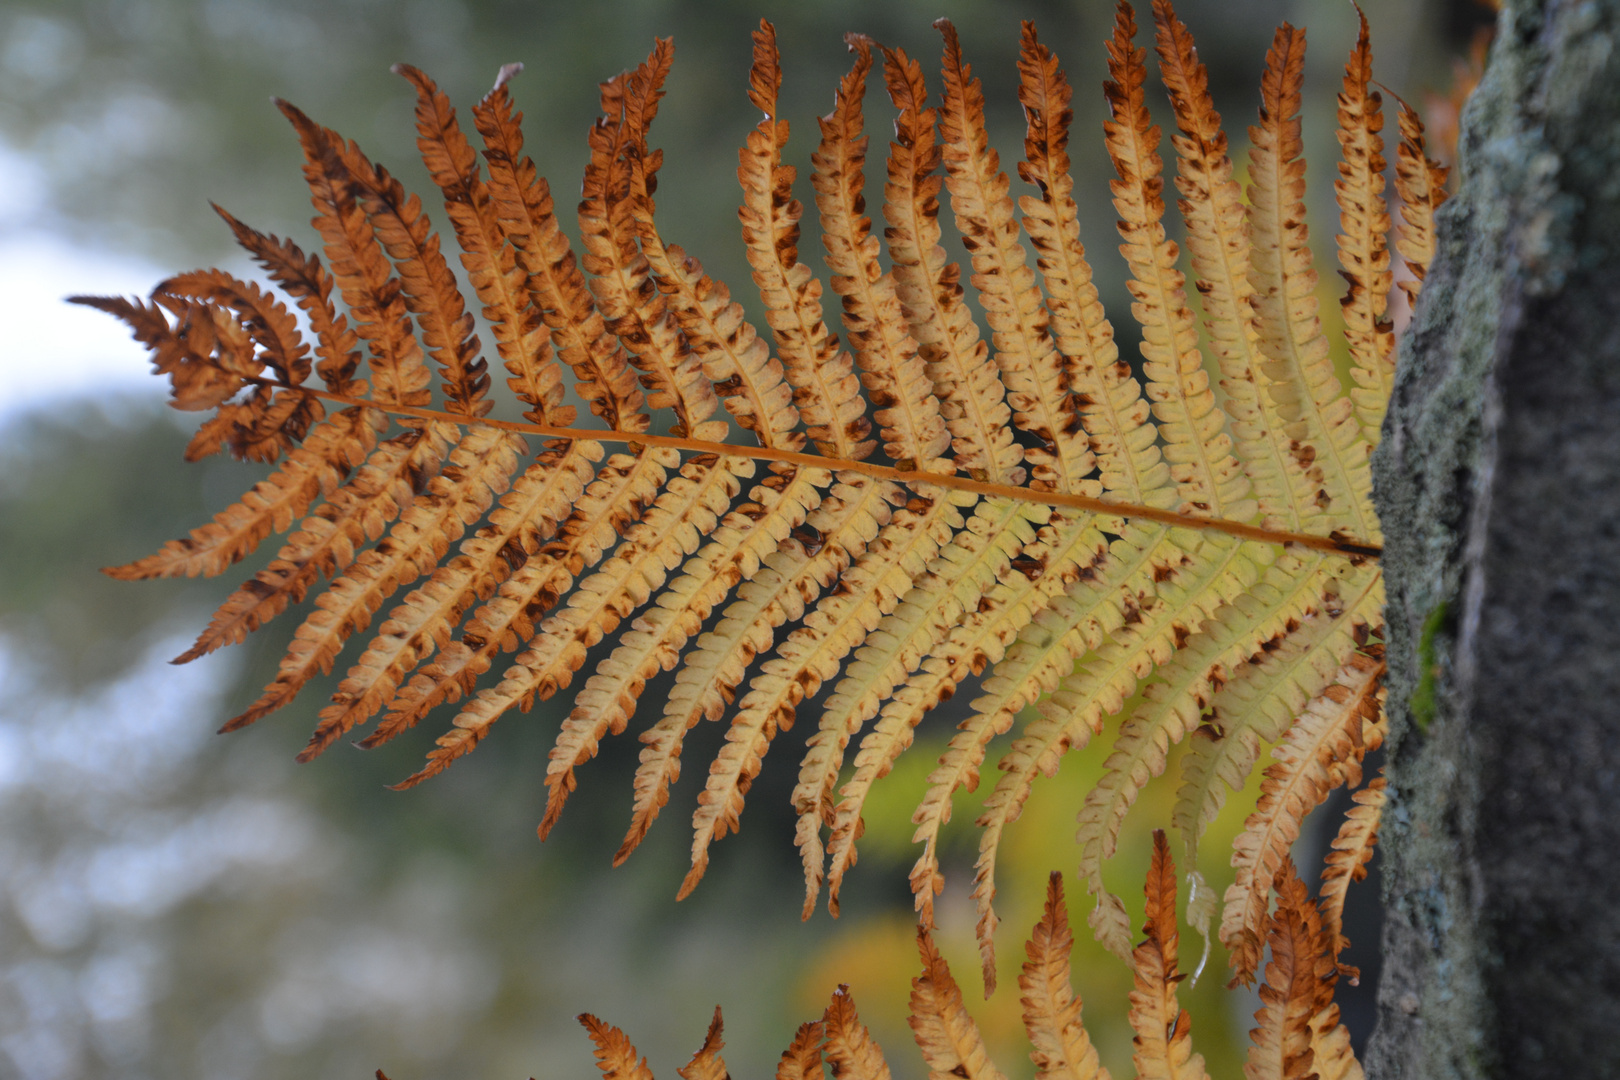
<box><xmin>583</xmin><ymin>49</ymin><xmax>725</xmax><ymax>441</ymax></box>
<box><xmin>580</xmin><ymin>1013</ymin><xmax>658</xmax><ymax>1080</ymax></box>
<box><xmin>1333</xmin><ymin>13</ymin><xmax>1395</xmax><ymax>447</ymax></box>
<box><xmin>678</xmin><ymin>1008</ymin><xmax>729</xmax><ymax>1080</ymax></box>
<box><xmin>1243</xmin><ymin>860</ymin><xmax>1321</xmax><ymax>1080</ymax></box>
<box><xmin>936</xmin><ymin>19</ymin><xmax>1093</xmax><ymax>495</ymax></box>
<box><xmin>777</xmin><ymin>1021</ymin><xmax>827</xmax><ymax>1080</ymax></box>
<box><xmin>799</xmin><ymin>497</ymin><xmax>1045</xmax><ymax>915</ymax></box>
<box><xmin>880</xmin><ymin>46</ymin><xmax>1022</xmax><ymax>486</ymax></box>
<box><xmin>175</xmin><ymin>424</ymin><xmax>445</xmax><ymax>662</ymax></box>
<box><xmin>1106</xmin><ymin>2</ymin><xmax>1251</xmax><ymax>522</ymax></box>
<box><xmin>909</xmin><ymin>925</ymin><xmax>1008</xmax><ymax>1080</ymax></box>
<box><xmin>1392</xmin><ymin>99</ymin><xmax>1450</xmax><ymax>309</ymax></box>
<box><xmin>682</xmin><ymin>486</ymin><xmax>967</xmax><ymax>898</ymax></box>
<box><xmin>396</xmin><ymin>63</ymin><xmax>568</xmax><ymax>427</ymax></box>
<box><xmin>1150</xmin><ymin>1</ymin><xmax>1316</xmax><ymax>532</ymax></box>
<box><xmin>210</xmin><ymin>206</ymin><xmax>366</xmax><ymax>395</ymax></box>
<box><xmin>156</xmin><ymin>268</ymin><xmax>311</xmax><ymax>386</ymax></box>
<box><xmin>1130</xmin><ymin>832</ymin><xmax>1210</xmax><ymax>1080</ymax></box>
<box><xmin>823</xmin><ymin>987</ymin><xmax>893</xmax><ymax>1080</ymax></box>
<box><xmin>277</xmin><ymin>100</ymin><xmax>434</xmax><ymax>410</ymax></box>
<box><xmin>397</xmin><ymin>445</ymin><xmax>677</xmax><ymax>781</ymax></box>
<box><xmin>1222</xmin><ymin>650</ymin><xmax>1385</xmax><ymax>986</ymax></box>
<box><xmin>741</xmin><ymin>20</ymin><xmax>870</xmax><ymax>462</ymax></box>
<box><xmin>814</xmin><ymin>34</ymin><xmax>950</xmax><ymax>470</ymax></box>
<box><xmin>1015</xmin><ymin>24</ymin><xmax>1158</xmax><ymax>509</ymax></box>
<box><xmin>471</xmin><ymin>78</ymin><xmax>646</xmax><ymax>432</ymax></box>
<box><xmin>1318</xmin><ymin>774</ymin><xmax>1384</xmax><ymax>976</ymax></box>
<box><xmin>1019</xmin><ymin>873</ymin><xmax>1111</xmax><ymax>1080</ymax></box>
<box><xmin>1245</xmin><ymin>25</ymin><xmax>1376</xmax><ymax>542</ymax></box>
<box><xmin>101</xmin><ymin>405</ymin><xmax>379</xmax><ymax>580</ymax></box>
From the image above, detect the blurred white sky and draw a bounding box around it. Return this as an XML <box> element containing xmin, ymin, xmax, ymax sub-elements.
<box><xmin>0</xmin><ymin>143</ymin><xmax>167</xmax><ymax>429</ymax></box>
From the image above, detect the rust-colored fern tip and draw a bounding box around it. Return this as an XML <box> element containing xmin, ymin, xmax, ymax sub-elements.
<box><xmin>83</xmin><ymin>0</ymin><xmax>1403</xmax><ymax>1011</ymax></box>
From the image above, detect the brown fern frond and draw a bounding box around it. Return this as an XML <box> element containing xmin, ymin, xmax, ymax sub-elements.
<box><xmin>935</xmin><ymin>19</ymin><xmax>1092</xmax><ymax>496</ymax></box>
<box><xmin>1150</xmin><ymin>1</ymin><xmax>1317</xmax><ymax>533</ymax></box>
<box><xmin>1106</xmin><ymin>2</ymin><xmax>1251</xmax><ymax>522</ymax></box>
<box><xmin>174</xmin><ymin>424</ymin><xmax>445</xmax><ymax>663</ymax></box>
<box><xmin>1130</xmin><ymin>832</ymin><xmax>1210</xmax><ymax>1080</ymax></box>
<box><xmin>581</xmin><ymin>1013</ymin><xmax>658</xmax><ymax>1080</ymax></box>
<box><xmin>823</xmin><ymin>987</ymin><xmax>893</xmax><ymax>1080</ymax></box>
<box><xmin>101</xmin><ymin>405</ymin><xmax>379</xmax><ymax>581</ymax></box>
<box><xmin>677</xmin><ymin>1008</ymin><xmax>729</xmax><ymax>1080</ymax></box>
<box><xmin>396</xmin><ymin>63</ymin><xmax>568</xmax><ymax>427</ymax></box>
<box><xmin>814</xmin><ymin>34</ymin><xmax>949</xmax><ymax>470</ymax></box>
<box><xmin>471</xmin><ymin>77</ymin><xmax>646</xmax><ymax>433</ymax></box>
<box><xmin>1334</xmin><ymin>12</ymin><xmax>1395</xmax><ymax>447</ymax></box>
<box><xmin>776</xmin><ymin>1021</ymin><xmax>826</xmax><ymax>1080</ymax></box>
<box><xmin>156</xmin><ymin>268</ymin><xmax>311</xmax><ymax>386</ymax></box>
<box><xmin>741</xmin><ymin>20</ymin><xmax>870</xmax><ymax>462</ymax></box>
<box><xmin>583</xmin><ymin>48</ymin><xmax>724</xmax><ymax>441</ymax></box>
<box><xmin>1223</xmin><ymin>650</ymin><xmax>1385</xmax><ymax>986</ymax></box>
<box><xmin>1243</xmin><ymin>860</ymin><xmax>1322</xmax><ymax>1080</ymax></box>
<box><xmin>1245</xmin><ymin>24</ymin><xmax>1377</xmax><ymax>543</ymax></box>
<box><xmin>1020</xmin><ymin>873</ymin><xmax>1111</xmax><ymax>1080</ymax></box>
<box><xmin>1319</xmin><ymin>774</ymin><xmax>1384</xmax><ymax>977</ymax></box>
<box><xmin>1392</xmin><ymin>99</ymin><xmax>1450</xmax><ymax>309</ymax></box>
<box><xmin>880</xmin><ymin>46</ymin><xmax>1021</xmax><ymax>486</ymax></box>
<box><xmin>276</xmin><ymin>99</ymin><xmax>433</xmax><ymax>410</ymax></box>
<box><xmin>209</xmin><ymin>206</ymin><xmax>366</xmax><ymax>395</ymax></box>
<box><xmin>909</xmin><ymin>925</ymin><xmax>1008</xmax><ymax>1080</ymax></box>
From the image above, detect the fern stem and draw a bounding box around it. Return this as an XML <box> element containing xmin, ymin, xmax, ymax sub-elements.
<box><xmin>228</xmin><ymin>376</ymin><xmax>1380</xmax><ymax>559</ymax></box>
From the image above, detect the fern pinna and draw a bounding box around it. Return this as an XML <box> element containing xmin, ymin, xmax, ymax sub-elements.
<box><xmin>77</xmin><ymin>0</ymin><xmax>1441</xmax><ymax>992</ymax></box>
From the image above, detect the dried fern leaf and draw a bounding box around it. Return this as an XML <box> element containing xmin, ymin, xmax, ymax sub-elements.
<box><xmin>1392</xmin><ymin>99</ymin><xmax>1450</xmax><ymax>309</ymax></box>
<box><xmin>682</xmin><ymin>486</ymin><xmax>967</xmax><ymax>898</ymax></box>
<box><xmin>1130</xmin><ymin>832</ymin><xmax>1210</xmax><ymax>1080</ymax></box>
<box><xmin>1014</xmin><ymin>25</ymin><xmax>1159</xmax><ymax>508</ymax></box>
<box><xmin>741</xmin><ymin>21</ymin><xmax>871</xmax><ymax>462</ymax></box>
<box><xmin>1223</xmin><ymin>650</ymin><xmax>1385</xmax><ymax>986</ymax></box>
<box><xmin>776</xmin><ymin>1021</ymin><xmax>826</xmax><ymax>1080</ymax></box>
<box><xmin>814</xmin><ymin>34</ymin><xmax>949</xmax><ymax>469</ymax></box>
<box><xmin>277</xmin><ymin>100</ymin><xmax>434</xmax><ymax>409</ymax></box>
<box><xmin>1105</xmin><ymin>2</ymin><xmax>1252</xmax><ymax>522</ymax></box>
<box><xmin>909</xmin><ymin>925</ymin><xmax>1009</xmax><ymax>1080</ymax></box>
<box><xmin>209</xmin><ymin>206</ymin><xmax>366</xmax><ymax>395</ymax></box>
<box><xmin>583</xmin><ymin>51</ymin><xmax>725</xmax><ymax>442</ymax></box>
<box><xmin>800</xmin><ymin>497</ymin><xmax>1045</xmax><ymax>915</ymax></box>
<box><xmin>1150</xmin><ymin>0</ymin><xmax>1317</xmax><ymax>532</ymax></box>
<box><xmin>156</xmin><ymin>269</ymin><xmax>312</xmax><ymax>387</ymax></box>
<box><xmin>1319</xmin><ymin>773</ymin><xmax>1384</xmax><ymax>975</ymax></box>
<box><xmin>237</xmin><ymin>424</ymin><xmax>526</xmax><ymax>742</ymax></box>
<box><xmin>880</xmin><ymin>45</ymin><xmax>1022</xmax><ymax>485</ymax></box>
<box><xmin>175</xmin><ymin>424</ymin><xmax>445</xmax><ymax>662</ymax></box>
<box><xmin>101</xmin><ymin>404</ymin><xmax>379</xmax><ymax>581</ymax></box>
<box><xmin>1332</xmin><ymin>13</ymin><xmax>1395</xmax><ymax>447</ymax></box>
<box><xmin>935</xmin><ymin>19</ymin><xmax>1093</xmax><ymax>495</ymax></box>
<box><xmin>604</xmin><ymin>467</ymin><xmax>831</xmax><ymax>860</ymax></box>
<box><xmin>678</xmin><ymin>1007</ymin><xmax>729</xmax><ymax>1080</ymax></box>
<box><xmin>396</xmin><ymin>63</ymin><xmax>568</xmax><ymax>427</ymax></box>
<box><xmin>397</xmin><ymin>445</ymin><xmax>677</xmax><ymax>781</ymax></box>
<box><xmin>470</xmin><ymin>78</ymin><xmax>646</xmax><ymax>433</ymax></box>
<box><xmin>823</xmin><ymin>987</ymin><xmax>893</xmax><ymax>1080</ymax></box>
<box><xmin>1243</xmin><ymin>861</ymin><xmax>1323</xmax><ymax>1080</ymax></box>
<box><xmin>580</xmin><ymin>1013</ymin><xmax>658</xmax><ymax>1080</ymax></box>
<box><xmin>535</xmin><ymin>455</ymin><xmax>756</xmax><ymax>832</ymax></box>
<box><xmin>1245</xmin><ymin>25</ymin><xmax>1377</xmax><ymax>542</ymax></box>
<box><xmin>622</xmin><ymin>474</ymin><xmax>896</xmax><ymax>863</ymax></box>
<box><xmin>1019</xmin><ymin>873</ymin><xmax>1111</xmax><ymax>1080</ymax></box>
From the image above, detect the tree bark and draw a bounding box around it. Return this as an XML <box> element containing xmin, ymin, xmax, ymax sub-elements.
<box><xmin>1368</xmin><ymin>1</ymin><xmax>1620</xmax><ymax>1077</ymax></box>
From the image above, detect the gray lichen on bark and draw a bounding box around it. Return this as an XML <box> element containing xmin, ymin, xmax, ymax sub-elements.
<box><xmin>1368</xmin><ymin>1</ymin><xmax>1620</xmax><ymax>1077</ymax></box>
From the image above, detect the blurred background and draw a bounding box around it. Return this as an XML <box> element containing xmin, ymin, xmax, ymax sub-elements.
<box><xmin>0</xmin><ymin>0</ymin><xmax>1490</xmax><ymax>1077</ymax></box>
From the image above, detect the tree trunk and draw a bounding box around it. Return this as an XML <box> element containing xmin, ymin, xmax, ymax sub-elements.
<box><xmin>1367</xmin><ymin>1</ymin><xmax>1620</xmax><ymax>1076</ymax></box>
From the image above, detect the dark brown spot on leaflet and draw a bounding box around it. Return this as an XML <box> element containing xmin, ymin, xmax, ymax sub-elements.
<box><xmin>498</xmin><ymin>538</ymin><xmax>527</xmax><ymax>572</ymax></box>
<box><xmin>1171</xmin><ymin>624</ymin><xmax>1190</xmax><ymax>650</ymax></box>
<box><xmin>791</xmin><ymin>523</ymin><xmax>824</xmax><ymax>555</ymax></box>
<box><xmin>1011</xmin><ymin>554</ymin><xmax>1043</xmax><ymax>580</ymax></box>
